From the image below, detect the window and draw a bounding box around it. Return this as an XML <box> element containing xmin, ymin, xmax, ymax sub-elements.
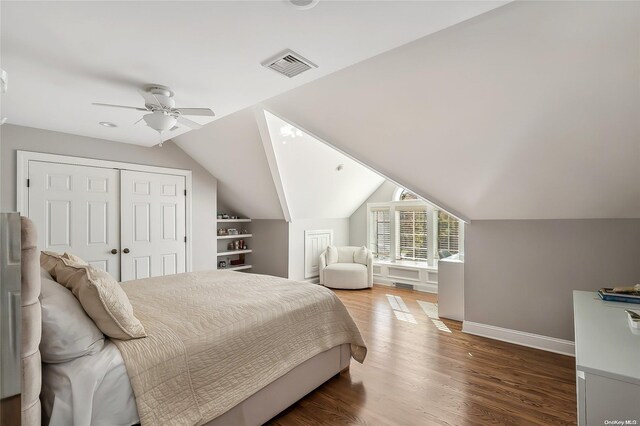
<box><xmin>399</xmin><ymin>190</ymin><xmax>418</xmax><ymax>201</ymax></box>
<box><xmin>367</xmin><ymin>189</ymin><xmax>464</xmax><ymax>266</ymax></box>
<box><xmin>371</xmin><ymin>209</ymin><xmax>390</xmax><ymax>258</ymax></box>
<box><xmin>438</xmin><ymin>211</ymin><xmax>460</xmax><ymax>255</ymax></box>
<box><xmin>398</xmin><ymin>210</ymin><xmax>428</xmax><ymax>261</ymax></box>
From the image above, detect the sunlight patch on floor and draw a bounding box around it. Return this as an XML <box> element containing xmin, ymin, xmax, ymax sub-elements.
<box><xmin>417</xmin><ymin>300</ymin><xmax>451</xmax><ymax>333</ymax></box>
<box><xmin>386</xmin><ymin>294</ymin><xmax>417</xmax><ymax>324</ymax></box>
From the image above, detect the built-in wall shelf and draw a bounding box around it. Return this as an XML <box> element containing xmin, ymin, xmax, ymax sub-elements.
<box><xmin>219</xmin><ymin>264</ymin><xmax>252</xmax><ymax>271</ymax></box>
<box><xmin>216</xmin><ymin>215</ymin><xmax>252</xmax><ymax>271</ymax></box>
<box><xmin>218</xmin><ymin>249</ymin><xmax>252</xmax><ymax>257</ymax></box>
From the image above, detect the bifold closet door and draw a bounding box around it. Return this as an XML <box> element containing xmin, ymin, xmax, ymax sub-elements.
<box><xmin>120</xmin><ymin>170</ymin><xmax>186</xmax><ymax>282</ymax></box>
<box><xmin>28</xmin><ymin>161</ymin><xmax>121</xmax><ymax>279</ymax></box>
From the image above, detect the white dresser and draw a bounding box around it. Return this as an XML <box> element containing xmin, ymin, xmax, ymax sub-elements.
<box><xmin>573</xmin><ymin>291</ymin><xmax>640</xmax><ymax>425</ymax></box>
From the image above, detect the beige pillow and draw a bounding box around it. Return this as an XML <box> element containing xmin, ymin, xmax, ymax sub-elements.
<box><xmin>41</xmin><ymin>251</ymin><xmax>65</xmax><ymax>278</ymax></box>
<box><xmin>63</xmin><ymin>252</ymin><xmax>88</xmax><ymax>265</ymax></box>
<box><xmin>326</xmin><ymin>245</ymin><xmax>338</xmax><ymax>265</ymax></box>
<box><xmin>54</xmin><ymin>259</ymin><xmax>146</xmax><ymax>340</ymax></box>
<box><xmin>354</xmin><ymin>246</ymin><xmax>368</xmax><ymax>265</ymax></box>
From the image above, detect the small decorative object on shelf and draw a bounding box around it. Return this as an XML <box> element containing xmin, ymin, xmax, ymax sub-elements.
<box><xmin>217</xmin><ymin>228</ymin><xmax>228</xmax><ymax>236</ymax></box>
<box><xmin>222</xmin><ymin>213</ymin><xmax>230</xmax><ymax>219</ymax></box>
<box><xmin>230</xmin><ymin>215</ymin><xmax>238</xmax><ymax>219</ymax></box>
<box><xmin>227</xmin><ymin>242</ymin><xmax>234</xmax><ymax>250</ymax></box>
<box><xmin>228</xmin><ymin>228</ymin><xmax>238</xmax><ymax>235</ymax></box>
<box><xmin>241</xmin><ymin>229</ymin><xmax>249</xmax><ymax>235</ymax></box>
<box><xmin>218</xmin><ymin>260</ymin><xmax>227</xmax><ymax>268</ymax></box>
<box><xmin>233</xmin><ymin>241</ymin><xmax>240</xmax><ymax>250</ymax></box>
<box><xmin>217</xmin><ymin>213</ymin><xmax>223</xmax><ymax>219</ymax></box>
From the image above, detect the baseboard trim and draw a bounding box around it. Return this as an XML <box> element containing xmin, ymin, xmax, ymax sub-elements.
<box><xmin>462</xmin><ymin>321</ymin><xmax>575</xmax><ymax>357</ymax></box>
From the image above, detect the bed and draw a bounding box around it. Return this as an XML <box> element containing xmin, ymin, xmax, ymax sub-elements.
<box><xmin>19</xmin><ymin>217</ymin><xmax>367</xmax><ymax>426</ymax></box>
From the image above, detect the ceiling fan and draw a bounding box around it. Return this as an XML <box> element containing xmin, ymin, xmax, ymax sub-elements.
<box><xmin>93</xmin><ymin>85</ymin><xmax>215</xmax><ymax>143</ymax></box>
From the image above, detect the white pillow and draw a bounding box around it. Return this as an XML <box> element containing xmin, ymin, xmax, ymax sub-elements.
<box><xmin>326</xmin><ymin>245</ymin><xmax>338</xmax><ymax>265</ymax></box>
<box><xmin>39</xmin><ymin>268</ymin><xmax>105</xmax><ymax>363</ymax></box>
<box><xmin>354</xmin><ymin>246</ymin><xmax>368</xmax><ymax>265</ymax></box>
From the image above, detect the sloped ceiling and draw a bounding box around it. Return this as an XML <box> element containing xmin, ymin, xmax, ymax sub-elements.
<box><xmin>174</xmin><ymin>108</ymin><xmax>284</xmax><ymax>219</ymax></box>
<box><xmin>0</xmin><ymin>0</ymin><xmax>506</xmax><ymax>146</ymax></box>
<box><xmin>263</xmin><ymin>111</ymin><xmax>385</xmax><ymax>220</ymax></box>
<box><xmin>261</xmin><ymin>1</ymin><xmax>640</xmax><ymax>220</ymax></box>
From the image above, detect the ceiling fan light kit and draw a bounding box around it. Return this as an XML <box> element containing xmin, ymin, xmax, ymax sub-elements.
<box><xmin>143</xmin><ymin>111</ymin><xmax>177</xmax><ymax>133</ymax></box>
<box><xmin>92</xmin><ymin>84</ymin><xmax>214</xmax><ymax>145</ymax></box>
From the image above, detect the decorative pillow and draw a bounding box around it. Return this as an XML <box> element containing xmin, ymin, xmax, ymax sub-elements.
<box><xmin>54</xmin><ymin>259</ymin><xmax>146</xmax><ymax>340</ymax></box>
<box><xmin>354</xmin><ymin>246</ymin><xmax>368</xmax><ymax>265</ymax></box>
<box><xmin>40</xmin><ymin>251</ymin><xmax>65</xmax><ymax>278</ymax></box>
<box><xmin>326</xmin><ymin>245</ymin><xmax>338</xmax><ymax>265</ymax></box>
<box><xmin>62</xmin><ymin>252</ymin><xmax>88</xmax><ymax>265</ymax></box>
<box><xmin>39</xmin><ymin>268</ymin><xmax>105</xmax><ymax>363</ymax></box>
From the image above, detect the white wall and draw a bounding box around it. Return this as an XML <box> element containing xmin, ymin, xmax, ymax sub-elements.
<box><xmin>287</xmin><ymin>218</ymin><xmax>349</xmax><ymax>281</ymax></box>
<box><xmin>349</xmin><ymin>181</ymin><xmax>398</xmax><ymax>247</ymax></box>
<box><xmin>465</xmin><ymin>219</ymin><xmax>640</xmax><ymax>341</ymax></box>
<box><xmin>0</xmin><ymin>124</ymin><xmax>218</xmax><ymax>272</ymax></box>
<box><xmin>251</xmin><ymin>219</ymin><xmax>289</xmax><ymax>278</ymax></box>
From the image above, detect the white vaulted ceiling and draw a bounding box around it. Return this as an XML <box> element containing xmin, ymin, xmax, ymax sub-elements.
<box><xmin>263</xmin><ymin>111</ymin><xmax>385</xmax><ymax>220</ymax></box>
<box><xmin>262</xmin><ymin>1</ymin><xmax>640</xmax><ymax>220</ymax></box>
<box><xmin>0</xmin><ymin>0</ymin><xmax>506</xmax><ymax>146</ymax></box>
<box><xmin>4</xmin><ymin>1</ymin><xmax>638</xmax><ymax>222</ymax></box>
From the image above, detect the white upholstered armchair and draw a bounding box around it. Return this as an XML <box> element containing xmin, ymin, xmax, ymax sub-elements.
<box><xmin>319</xmin><ymin>246</ymin><xmax>373</xmax><ymax>290</ymax></box>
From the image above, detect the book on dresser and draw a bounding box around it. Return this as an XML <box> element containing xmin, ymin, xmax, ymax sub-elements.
<box><xmin>597</xmin><ymin>288</ymin><xmax>640</xmax><ymax>304</ymax></box>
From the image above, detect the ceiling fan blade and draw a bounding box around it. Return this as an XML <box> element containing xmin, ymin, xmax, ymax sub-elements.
<box><xmin>92</xmin><ymin>102</ymin><xmax>147</xmax><ymax>111</ymax></box>
<box><xmin>176</xmin><ymin>116</ymin><xmax>203</xmax><ymax>130</ymax></box>
<box><xmin>176</xmin><ymin>108</ymin><xmax>215</xmax><ymax>117</ymax></box>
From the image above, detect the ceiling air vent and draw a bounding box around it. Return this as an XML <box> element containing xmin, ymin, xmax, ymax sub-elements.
<box><xmin>262</xmin><ymin>50</ymin><xmax>317</xmax><ymax>78</ymax></box>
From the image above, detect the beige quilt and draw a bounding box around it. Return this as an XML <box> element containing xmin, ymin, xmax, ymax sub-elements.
<box><xmin>113</xmin><ymin>270</ymin><xmax>367</xmax><ymax>426</ymax></box>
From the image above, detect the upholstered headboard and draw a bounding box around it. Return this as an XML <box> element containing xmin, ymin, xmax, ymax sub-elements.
<box><xmin>20</xmin><ymin>216</ymin><xmax>41</xmax><ymax>425</ymax></box>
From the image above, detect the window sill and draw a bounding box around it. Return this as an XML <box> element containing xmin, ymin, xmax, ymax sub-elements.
<box><xmin>373</xmin><ymin>258</ymin><xmax>437</xmax><ymax>271</ymax></box>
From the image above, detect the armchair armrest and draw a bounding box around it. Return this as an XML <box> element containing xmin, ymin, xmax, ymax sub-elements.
<box><xmin>319</xmin><ymin>251</ymin><xmax>327</xmax><ymax>285</ymax></box>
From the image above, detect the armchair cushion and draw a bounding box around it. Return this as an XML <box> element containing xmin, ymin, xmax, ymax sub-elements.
<box><xmin>354</xmin><ymin>246</ymin><xmax>368</xmax><ymax>265</ymax></box>
<box><xmin>323</xmin><ymin>263</ymin><xmax>368</xmax><ymax>290</ymax></box>
<box><xmin>337</xmin><ymin>246</ymin><xmax>355</xmax><ymax>263</ymax></box>
<box><xmin>326</xmin><ymin>245</ymin><xmax>338</xmax><ymax>265</ymax></box>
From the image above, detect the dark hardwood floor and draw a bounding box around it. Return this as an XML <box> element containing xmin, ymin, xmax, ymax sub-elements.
<box><xmin>271</xmin><ymin>285</ymin><xmax>576</xmax><ymax>425</ymax></box>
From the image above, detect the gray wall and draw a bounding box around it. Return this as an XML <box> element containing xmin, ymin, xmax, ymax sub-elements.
<box><xmin>0</xmin><ymin>124</ymin><xmax>218</xmax><ymax>272</ymax></box>
<box><xmin>251</xmin><ymin>219</ymin><xmax>289</xmax><ymax>278</ymax></box>
<box><xmin>465</xmin><ymin>219</ymin><xmax>640</xmax><ymax>341</ymax></box>
<box><xmin>348</xmin><ymin>181</ymin><xmax>398</xmax><ymax>247</ymax></box>
<box><xmin>288</xmin><ymin>218</ymin><xmax>349</xmax><ymax>281</ymax></box>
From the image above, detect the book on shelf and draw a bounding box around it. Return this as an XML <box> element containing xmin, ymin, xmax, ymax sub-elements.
<box><xmin>598</xmin><ymin>288</ymin><xmax>640</xmax><ymax>304</ymax></box>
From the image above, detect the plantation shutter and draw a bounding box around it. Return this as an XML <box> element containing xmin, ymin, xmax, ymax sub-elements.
<box><xmin>437</xmin><ymin>211</ymin><xmax>460</xmax><ymax>255</ymax></box>
<box><xmin>371</xmin><ymin>209</ymin><xmax>390</xmax><ymax>257</ymax></box>
<box><xmin>398</xmin><ymin>209</ymin><xmax>428</xmax><ymax>261</ymax></box>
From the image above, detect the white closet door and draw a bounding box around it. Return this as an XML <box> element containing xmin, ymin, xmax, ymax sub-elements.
<box><xmin>28</xmin><ymin>161</ymin><xmax>121</xmax><ymax>279</ymax></box>
<box><xmin>120</xmin><ymin>170</ymin><xmax>186</xmax><ymax>281</ymax></box>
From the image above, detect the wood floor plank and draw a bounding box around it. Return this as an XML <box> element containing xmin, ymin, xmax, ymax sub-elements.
<box><xmin>270</xmin><ymin>285</ymin><xmax>576</xmax><ymax>425</ymax></box>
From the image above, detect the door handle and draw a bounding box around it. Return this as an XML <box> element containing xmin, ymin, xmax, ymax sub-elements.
<box><xmin>111</xmin><ymin>249</ymin><xmax>118</xmax><ymax>254</ymax></box>
<box><xmin>123</xmin><ymin>248</ymin><xmax>130</xmax><ymax>254</ymax></box>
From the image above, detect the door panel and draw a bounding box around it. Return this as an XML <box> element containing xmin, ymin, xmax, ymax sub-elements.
<box><xmin>120</xmin><ymin>170</ymin><xmax>186</xmax><ymax>282</ymax></box>
<box><xmin>28</xmin><ymin>161</ymin><xmax>121</xmax><ymax>279</ymax></box>
<box><xmin>304</xmin><ymin>230</ymin><xmax>333</xmax><ymax>279</ymax></box>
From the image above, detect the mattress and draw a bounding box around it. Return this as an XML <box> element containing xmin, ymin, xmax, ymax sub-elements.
<box><xmin>41</xmin><ymin>340</ymin><xmax>139</xmax><ymax>426</ymax></box>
